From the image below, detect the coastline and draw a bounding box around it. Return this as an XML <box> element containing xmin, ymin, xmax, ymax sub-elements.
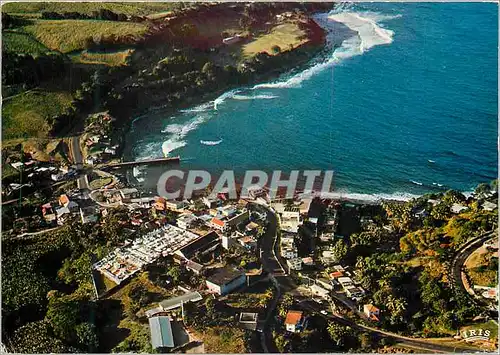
<box><xmin>111</xmin><ymin>8</ymin><xmax>336</xmax><ymax>161</ymax></box>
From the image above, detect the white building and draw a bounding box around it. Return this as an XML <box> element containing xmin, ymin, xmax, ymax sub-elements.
<box><xmin>281</xmin><ymin>206</ymin><xmax>301</xmax><ymax>233</ymax></box>
<box><xmin>177</xmin><ymin>213</ymin><xmax>198</xmax><ymax>230</ymax></box>
<box><xmin>451</xmin><ymin>203</ymin><xmax>467</xmax><ymax>214</ymax></box>
<box><xmin>287</xmin><ymin>257</ymin><xmax>302</xmax><ymax>271</ymax></box>
<box><xmin>310</xmin><ymin>284</ymin><xmax>331</xmax><ymax>300</ymax></box>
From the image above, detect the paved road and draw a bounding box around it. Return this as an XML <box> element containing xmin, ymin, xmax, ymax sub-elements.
<box><xmin>70</xmin><ymin>136</ymin><xmax>90</xmax><ymax>190</ymax></box>
<box><xmin>254</xmin><ymin>202</ymin><xmax>488</xmax><ymax>353</ymax></box>
<box><xmin>10</xmin><ymin>226</ymin><xmax>62</xmax><ymax>240</ymax></box>
<box><xmin>300</xmin><ymin>301</ymin><xmax>472</xmax><ymax>353</ymax></box>
<box><xmin>450</xmin><ymin>232</ymin><xmax>497</xmax><ymax>316</ymax></box>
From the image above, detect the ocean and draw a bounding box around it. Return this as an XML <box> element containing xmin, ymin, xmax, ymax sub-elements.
<box><xmin>126</xmin><ymin>2</ymin><xmax>498</xmax><ymax>201</ymax></box>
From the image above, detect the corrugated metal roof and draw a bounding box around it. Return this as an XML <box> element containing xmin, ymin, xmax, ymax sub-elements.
<box><xmin>149</xmin><ymin>316</ymin><xmax>174</xmax><ymax>349</ymax></box>
<box><xmin>159</xmin><ymin>291</ymin><xmax>202</xmax><ymax>311</ymax></box>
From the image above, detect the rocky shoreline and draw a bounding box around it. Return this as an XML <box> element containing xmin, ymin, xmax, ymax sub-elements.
<box><xmin>102</xmin><ymin>4</ymin><xmax>336</xmax><ymax>160</ymax></box>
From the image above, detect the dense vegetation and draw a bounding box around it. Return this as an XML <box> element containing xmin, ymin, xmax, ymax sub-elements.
<box><xmin>1</xmin><ymin>2</ymin><xmax>186</xmax><ymax>17</ymax></box>
<box><xmin>336</xmin><ymin>182</ymin><xmax>498</xmax><ymax>338</ymax></box>
<box><xmin>1</xmin><ymin>209</ymin><xmax>132</xmax><ymax>353</ymax></box>
<box><xmin>2</xmin><ymin>2</ymin><xmax>329</xmax><ymax>141</ymax></box>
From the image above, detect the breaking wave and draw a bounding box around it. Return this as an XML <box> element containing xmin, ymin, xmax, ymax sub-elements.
<box><xmin>152</xmin><ymin>8</ymin><xmax>399</xmax><ymax>158</ymax></box>
<box><xmin>302</xmin><ymin>190</ymin><xmax>421</xmax><ymax>203</ymax></box>
<box><xmin>161</xmin><ymin>113</ymin><xmax>211</xmax><ymax>156</ymax></box>
<box><xmin>200</xmin><ymin>139</ymin><xmax>223</xmax><ymax>146</ymax></box>
<box><xmin>232</xmin><ymin>94</ymin><xmax>279</xmax><ymax>100</ymax></box>
<box><xmin>253</xmin><ymin>10</ymin><xmax>398</xmax><ymax>90</ymax></box>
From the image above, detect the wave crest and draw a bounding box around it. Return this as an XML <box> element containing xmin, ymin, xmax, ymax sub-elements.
<box><xmin>200</xmin><ymin>139</ymin><xmax>223</xmax><ymax>146</ymax></box>
<box><xmin>253</xmin><ymin>10</ymin><xmax>398</xmax><ymax>90</ymax></box>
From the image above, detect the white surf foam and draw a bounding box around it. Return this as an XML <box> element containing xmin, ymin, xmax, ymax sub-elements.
<box><xmin>200</xmin><ymin>139</ymin><xmax>223</xmax><ymax>146</ymax></box>
<box><xmin>161</xmin><ymin>113</ymin><xmax>211</xmax><ymax>156</ymax></box>
<box><xmin>179</xmin><ymin>102</ymin><xmax>213</xmax><ymax>113</ymax></box>
<box><xmin>213</xmin><ymin>89</ymin><xmax>240</xmax><ymax>110</ymax></box>
<box><xmin>232</xmin><ymin>94</ymin><xmax>279</xmax><ymax>100</ymax></box>
<box><xmin>410</xmin><ymin>180</ymin><xmax>423</xmax><ymax>186</ymax></box>
<box><xmin>162</xmin><ymin>139</ymin><xmax>187</xmax><ymax>157</ymax></box>
<box><xmin>301</xmin><ymin>190</ymin><xmax>420</xmax><ymax>203</ymax></box>
<box><xmin>253</xmin><ymin>10</ymin><xmax>397</xmax><ymax>90</ymax></box>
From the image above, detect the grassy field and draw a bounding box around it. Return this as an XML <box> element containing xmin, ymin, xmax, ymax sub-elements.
<box><xmin>22</xmin><ymin>19</ymin><xmax>148</xmax><ymax>53</ymax></box>
<box><xmin>2</xmin><ymin>2</ymin><xmax>186</xmax><ymax>16</ymax></box>
<box><xmin>465</xmin><ymin>247</ymin><xmax>498</xmax><ymax>287</ymax></box>
<box><xmin>69</xmin><ymin>48</ymin><xmax>134</xmax><ymax>66</ymax></box>
<box><xmin>2</xmin><ymin>31</ymin><xmax>53</xmax><ymax>55</ymax></box>
<box><xmin>243</xmin><ymin>22</ymin><xmax>308</xmax><ymax>58</ymax></box>
<box><xmin>196</xmin><ymin>327</ymin><xmax>247</xmax><ymax>353</ymax></box>
<box><xmin>2</xmin><ymin>90</ymin><xmax>74</xmax><ymax>139</ymax></box>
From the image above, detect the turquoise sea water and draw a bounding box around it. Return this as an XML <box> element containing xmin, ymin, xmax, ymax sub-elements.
<box><xmin>127</xmin><ymin>2</ymin><xmax>498</xmax><ymax>199</ymax></box>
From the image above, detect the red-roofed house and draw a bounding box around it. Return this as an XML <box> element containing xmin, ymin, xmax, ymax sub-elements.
<box><xmin>210</xmin><ymin>217</ymin><xmax>226</xmax><ymax>231</ymax></box>
<box><xmin>59</xmin><ymin>194</ymin><xmax>70</xmax><ymax>207</ymax></box>
<box><xmin>329</xmin><ymin>271</ymin><xmax>343</xmax><ymax>279</ymax></box>
<box><xmin>285</xmin><ymin>310</ymin><xmax>306</xmax><ymax>333</ymax></box>
<box><xmin>363</xmin><ymin>304</ymin><xmax>380</xmax><ymax>322</ymax></box>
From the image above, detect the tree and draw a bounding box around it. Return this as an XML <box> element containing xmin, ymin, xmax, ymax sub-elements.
<box><xmin>331</xmin><ymin>239</ymin><xmax>348</xmax><ymax>263</ymax></box>
<box><xmin>271</xmin><ymin>45</ymin><xmax>281</xmax><ymax>54</ymax></box>
<box><xmin>273</xmin><ymin>331</ymin><xmax>289</xmax><ymax>352</ymax></box>
<box><xmin>278</xmin><ymin>294</ymin><xmax>294</xmax><ymax>318</ymax></box>
<box><xmin>45</xmin><ymin>292</ymin><xmax>80</xmax><ymax>342</ymax></box>
<box><xmin>167</xmin><ymin>265</ymin><xmax>182</xmax><ymax>283</ymax></box>
<box><xmin>76</xmin><ymin>322</ymin><xmax>99</xmax><ymax>352</ymax></box>
<box><xmin>475</xmin><ymin>183</ymin><xmax>492</xmax><ymax>198</ymax></box>
<box><xmin>205</xmin><ymin>297</ymin><xmax>216</xmax><ymax>318</ymax></box>
<box><xmin>10</xmin><ymin>320</ymin><xmax>72</xmax><ymax>353</ymax></box>
<box><xmin>327</xmin><ymin>322</ymin><xmax>351</xmax><ymax>346</ymax></box>
<box><xmin>386</xmin><ymin>295</ymin><xmax>407</xmax><ymax>319</ymax></box>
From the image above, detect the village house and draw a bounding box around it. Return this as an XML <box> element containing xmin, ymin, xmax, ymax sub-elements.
<box><xmin>245</xmin><ymin>221</ymin><xmax>260</xmax><ymax>235</ymax></box>
<box><xmin>146</xmin><ymin>291</ymin><xmax>203</xmax><ymax>318</ymax></box>
<box><xmin>185</xmin><ymin>260</ymin><xmax>204</xmax><ymax>275</ymax></box>
<box><xmin>364</xmin><ymin>304</ymin><xmax>380</xmax><ymax>321</ymax></box>
<box><xmin>451</xmin><ymin>203</ymin><xmax>468</xmax><ymax>214</ymax></box>
<box><xmin>41</xmin><ymin>202</ymin><xmax>56</xmax><ymax>224</ymax></box>
<box><xmin>148</xmin><ymin>316</ymin><xmax>175</xmax><ymax>350</ymax></box>
<box><xmin>316</xmin><ymin>278</ymin><xmax>334</xmax><ymax>291</ymax></box>
<box><xmin>59</xmin><ymin>194</ymin><xmax>79</xmax><ymax>212</ymax></box>
<box><xmin>321</xmin><ymin>250</ymin><xmax>336</xmax><ymax>265</ymax></box>
<box><xmin>302</xmin><ymin>257</ymin><xmax>314</xmax><ymax>267</ymax></box>
<box><xmin>203</xmin><ymin>196</ymin><xmax>220</xmax><ymax>209</ymax></box>
<box><xmin>482</xmin><ymin>201</ymin><xmax>497</xmax><ymax>211</ymax></box>
<box><xmin>177</xmin><ymin>213</ymin><xmax>198</xmax><ymax>230</ymax></box>
<box><xmin>280</xmin><ymin>235</ymin><xmax>298</xmax><ymax>259</ymax></box>
<box><xmin>345</xmin><ymin>285</ymin><xmax>365</xmax><ymax>300</ymax></box>
<box><xmin>310</xmin><ymin>284</ymin><xmax>331</xmax><ymax>301</ymax></box>
<box><xmin>209</xmin><ymin>209</ymin><xmax>249</xmax><ymax>233</ymax></box>
<box><xmin>174</xmin><ymin>231</ymin><xmax>220</xmax><ymax>260</ymax></box>
<box><xmin>165</xmin><ymin>200</ymin><xmax>188</xmax><ymax>212</ymax></box>
<box><xmin>205</xmin><ymin>267</ymin><xmax>246</xmax><ymax>295</ymax></box>
<box><xmin>287</xmin><ymin>257</ymin><xmax>302</xmax><ymax>271</ymax></box>
<box><xmin>281</xmin><ymin>206</ymin><xmax>301</xmax><ymax>233</ymax></box>
<box><xmin>285</xmin><ymin>310</ymin><xmax>306</xmax><ymax>333</ymax></box>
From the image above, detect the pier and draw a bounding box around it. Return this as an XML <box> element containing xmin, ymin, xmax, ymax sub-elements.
<box><xmin>100</xmin><ymin>156</ymin><xmax>180</xmax><ymax>170</ymax></box>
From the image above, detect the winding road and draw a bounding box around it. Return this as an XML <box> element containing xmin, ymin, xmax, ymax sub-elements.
<box><xmin>450</xmin><ymin>232</ymin><xmax>497</xmax><ymax>317</ymax></box>
<box><xmin>254</xmin><ymin>203</ymin><xmax>489</xmax><ymax>353</ymax></box>
<box><xmin>70</xmin><ymin>135</ymin><xmax>90</xmax><ymax>190</ymax></box>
